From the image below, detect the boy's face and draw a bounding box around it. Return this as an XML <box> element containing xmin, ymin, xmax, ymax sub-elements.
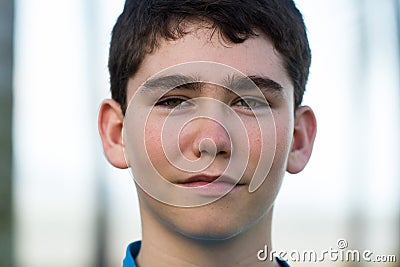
<box><xmin>99</xmin><ymin>24</ymin><xmax>316</xmax><ymax>240</ymax></box>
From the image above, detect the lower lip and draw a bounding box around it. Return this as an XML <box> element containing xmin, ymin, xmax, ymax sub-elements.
<box><xmin>179</xmin><ymin>181</ymin><xmax>243</xmax><ymax>197</ymax></box>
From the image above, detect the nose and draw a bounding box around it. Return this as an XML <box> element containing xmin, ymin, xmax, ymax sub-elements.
<box><xmin>180</xmin><ymin>117</ymin><xmax>231</xmax><ymax>160</ymax></box>
<box><xmin>195</xmin><ymin>119</ymin><xmax>231</xmax><ymax>158</ymax></box>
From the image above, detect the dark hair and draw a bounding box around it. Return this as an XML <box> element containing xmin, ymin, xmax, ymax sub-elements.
<box><xmin>109</xmin><ymin>0</ymin><xmax>311</xmax><ymax>113</ymax></box>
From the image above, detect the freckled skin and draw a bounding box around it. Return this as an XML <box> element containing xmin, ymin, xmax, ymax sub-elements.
<box><xmin>128</xmin><ymin>29</ymin><xmax>294</xmax><ymax>237</ymax></box>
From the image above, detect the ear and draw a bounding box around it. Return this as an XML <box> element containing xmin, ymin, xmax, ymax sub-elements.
<box><xmin>286</xmin><ymin>106</ymin><xmax>317</xmax><ymax>174</ymax></box>
<box><xmin>98</xmin><ymin>99</ymin><xmax>128</xmax><ymax>169</ymax></box>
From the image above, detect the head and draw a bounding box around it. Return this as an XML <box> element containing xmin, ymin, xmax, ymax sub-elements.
<box><xmin>99</xmin><ymin>0</ymin><xmax>316</xmax><ymax>241</ymax></box>
<box><xmin>108</xmin><ymin>0</ymin><xmax>311</xmax><ymax>114</ymax></box>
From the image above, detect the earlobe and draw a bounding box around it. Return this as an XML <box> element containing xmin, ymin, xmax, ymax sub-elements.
<box><xmin>286</xmin><ymin>106</ymin><xmax>317</xmax><ymax>174</ymax></box>
<box><xmin>98</xmin><ymin>99</ymin><xmax>128</xmax><ymax>169</ymax></box>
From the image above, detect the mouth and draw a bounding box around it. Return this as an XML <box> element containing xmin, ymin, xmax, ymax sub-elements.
<box><xmin>179</xmin><ymin>174</ymin><xmax>241</xmax><ymax>186</ymax></box>
<box><xmin>177</xmin><ymin>175</ymin><xmax>245</xmax><ymax>196</ymax></box>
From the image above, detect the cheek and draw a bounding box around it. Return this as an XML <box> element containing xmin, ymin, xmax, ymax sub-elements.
<box><xmin>246</xmin><ymin>116</ymin><xmax>293</xmax><ymax>207</ymax></box>
<box><xmin>144</xmin><ymin>118</ymin><xmax>168</xmax><ymax>172</ymax></box>
<box><xmin>247</xmin><ymin>123</ymin><xmax>262</xmax><ymax>163</ymax></box>
<box><xmin>274</xmin><ymin>116</ymin><xmax>294</xmax><ymax>163</ymax></box>
<box><xmin>245</xmin><ymin>113</ymin><xmax>293</xmax><ymax>173</ymax></box>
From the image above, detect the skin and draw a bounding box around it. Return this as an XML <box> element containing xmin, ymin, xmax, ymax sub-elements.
<box><xmin>99</xmin><ymin>24</ymin><xmax>317</xmax><ymax>267</ymax></box>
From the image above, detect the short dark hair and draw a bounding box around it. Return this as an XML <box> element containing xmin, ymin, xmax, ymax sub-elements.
<box><xmin>109</xmin><ymin>0</ymin><xmax>311</xmax><ymax>114</ymax></box>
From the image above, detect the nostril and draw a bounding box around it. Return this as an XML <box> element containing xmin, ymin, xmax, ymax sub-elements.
<box><xmin>198</xmin><ymin>138</ymin><xmax>217</xmax><ymax>156</ymax></box>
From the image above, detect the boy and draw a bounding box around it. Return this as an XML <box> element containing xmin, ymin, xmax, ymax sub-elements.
<box><xmin>98</xmin><ymin>0</ymin><xmax>317</xmax><ymax>266</ymax></box>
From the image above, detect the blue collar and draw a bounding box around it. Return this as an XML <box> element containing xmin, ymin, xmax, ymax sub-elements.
<box><xmin>122</xmin><ymin>241</ymin><xmax>291</xmax><ymax>266</ymax></box>
<box><xmin>123</xmin><ymin>241</ymin><xmax>141</xmax><ymax>267</ymax></box>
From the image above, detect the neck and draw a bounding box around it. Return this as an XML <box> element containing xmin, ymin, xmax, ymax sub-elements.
<box><xmin>136</xmin><ymin>201</ymin><xmax>277</xmax><ymax>267</ymax></box>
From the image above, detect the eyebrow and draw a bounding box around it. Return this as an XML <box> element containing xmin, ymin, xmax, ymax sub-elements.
<box><xmin>224</xmin><ymin>75</ymin><xmax>283</xmax><ymax>93</ymax></box>
<box><xmin>142</xmin><ymin>74</ymin><xmax>283</xmax><ymax>94</ymax></box>
<box><xmin>142</xmin><ymin>74</ymin><xmax>202</xmax><ymax>92</ymax></box>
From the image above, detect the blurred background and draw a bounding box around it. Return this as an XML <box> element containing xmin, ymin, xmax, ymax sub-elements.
<box><xmin>0</xmin><ymin>0</ymin><xmax>399</xmax><ymax>266</ymax></box>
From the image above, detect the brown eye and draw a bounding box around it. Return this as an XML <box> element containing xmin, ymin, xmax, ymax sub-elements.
<box><xmin>156</xmin><ymin>97</ymin><xmax>192</xmax><ymax>109</ymax></box>
<box><xmin>233</xmin><ymin>97</ymin><xmax>269</xmax><ymax>109</ymax></box>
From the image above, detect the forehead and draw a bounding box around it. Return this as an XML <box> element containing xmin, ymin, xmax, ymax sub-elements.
<box><xmin>127</xmin><ymin>25</ymin><xmax>293</xmax><ymax>101</ymax></box>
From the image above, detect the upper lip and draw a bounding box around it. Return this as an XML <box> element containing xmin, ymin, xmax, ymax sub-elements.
<box><xmin>178</xmin><ymin>174</ymin><xmax>243</xmax><ymax>185</ymax></box>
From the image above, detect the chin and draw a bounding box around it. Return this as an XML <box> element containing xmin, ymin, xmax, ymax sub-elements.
<box><xmin>139</xmin><ymin>183</ymin><xmax>275</xmax><ymax>242</ymax></box>
<box><xmin>175</xmin><ymin>220</ymin><xmax>244</xmax><ymax>242</ymax></box>
<box><xmin>166</xmin><ymin>200</ymin><xmax>254</xmax><ymax>242</ymax></box>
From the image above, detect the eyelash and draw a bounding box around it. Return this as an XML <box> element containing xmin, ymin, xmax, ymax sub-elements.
<box><xmin>155</xmin><ymin>97</ymin><xmax>270</xmax><ymax>109</ymax></box>
<box><xmin>232</xmin><ymin>97</ymin><xmax>270</xmax><ymax>109</ymax></box>
<box><xmin>155</xmin><ymin>97</ymin><xmax>191</xmax><ymax>109</ymax></box>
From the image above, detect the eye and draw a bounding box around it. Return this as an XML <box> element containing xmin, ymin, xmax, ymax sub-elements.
<box><xmin>155</xmin><ymin>97</ymin><xmax>192</xmax><ymax>109</ymax></box>
<box><xmin>232</xmin><ymin>97</ymin><xmax>269</xmax><ymax>109</ymax></box>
